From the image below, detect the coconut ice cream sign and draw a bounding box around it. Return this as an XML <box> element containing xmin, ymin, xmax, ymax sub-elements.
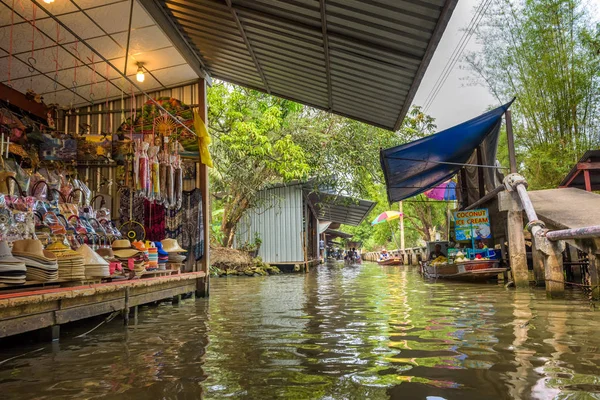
<box><xmin>453</xmin><ymin>209</ymin><xmax>491</xmax><ymax>241</ymax></box>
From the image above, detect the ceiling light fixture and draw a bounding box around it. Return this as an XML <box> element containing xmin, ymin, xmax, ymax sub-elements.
<box><xmin>43</xmin><ymin>0</ymin><xmax>55</xmax><ymax>3</ymax></box>
<box><xmin>136</xmin><ymin>63</ymin><xmax>145</xmax><ymax>83</ymax></box>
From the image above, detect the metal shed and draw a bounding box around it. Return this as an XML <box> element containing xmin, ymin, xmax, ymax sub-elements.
<box><xmin>237</xmin><ymin>182</ymin><xmax>375</xmax><ymax>265</ymax></box>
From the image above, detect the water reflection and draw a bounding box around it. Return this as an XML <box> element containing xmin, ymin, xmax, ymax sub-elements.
<box><xmin>1</xmin><ymin>263</ymin><xmax>600</xmax><ymax>399</ymax></box>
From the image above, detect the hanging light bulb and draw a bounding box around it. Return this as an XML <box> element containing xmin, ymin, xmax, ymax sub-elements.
<box><xmin>43</xmin><ymin>0</ymin><xmax>55</xmax><ymax>4</ymax></box>
<box><xmin>136</xmin><ymin>63</ymin><xmax>145</xmax><ymax>83</ymax></box>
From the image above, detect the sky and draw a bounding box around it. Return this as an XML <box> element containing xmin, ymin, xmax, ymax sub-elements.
<box><xmin>414</xmin><ymin>0</ymin><xmax>600</xmax><ymax>131</ymax></box>
<box><xmin>412</xmin><ymin>0</ymin><xmax>497</xmax><ymax>131</ymax></box>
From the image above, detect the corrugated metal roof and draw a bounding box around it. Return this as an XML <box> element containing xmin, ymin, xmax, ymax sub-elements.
<box><xmin>306</xmin><ymin>190</ymin><xmax>376</xmax><ymax>226</ymax></box>
<box><xmin>143</xmin><ymin>0</ymin><xmax>458</xmax><ymax>130</ymax></box>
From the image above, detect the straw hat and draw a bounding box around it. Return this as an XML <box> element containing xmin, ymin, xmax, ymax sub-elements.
<box><xmin>76</xmin><ymin>244</ymin><xmax>109</xmax><ymax>266</ymax></box>
<box><xmin>112</xmin><ymin>239</ymin><xmax>141</xmax><ymax>259</ymax></box>
<box><xmin>0</xmin><ymin>241</ymin><xmax>26</xmax><ymax>264</ymax></box>
<box><xmin>96</xmin><ymin>247</ymin><xmax>116</xmax><ymax>260</ymax></box>
<box><xmin>161</xmin><ymin>239</ymin><xmax>187</xmax><ymax>253</ymax></box>
<box><xmin>12</xmin><ymin>239</ymin><xmax>57</xmax><ymax>262</ymax></box>
<box><xmin>112</xmin><ymin>239</ymin><xmax>134</xmax><ymax>250</ymax></box>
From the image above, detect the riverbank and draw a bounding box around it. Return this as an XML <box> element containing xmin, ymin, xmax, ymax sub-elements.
<box><xmin>210</xmin><ymin>246</ymin><xmax>281</xmax><ymax>277</ymax></box>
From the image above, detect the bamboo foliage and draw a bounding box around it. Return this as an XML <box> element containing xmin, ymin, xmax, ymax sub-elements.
<box><xmin>466</xmin><ymin>0</ymin><xmax>600</xmax><ymax>188</ymax></box>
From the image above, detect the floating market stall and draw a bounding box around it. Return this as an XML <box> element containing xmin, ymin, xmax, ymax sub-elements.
<box><xmin>421</xmin><ymin>209</ymin><xmax>507</xmax><ymax>281</ymax></box>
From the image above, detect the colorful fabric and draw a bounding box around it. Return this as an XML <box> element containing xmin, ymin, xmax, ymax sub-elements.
<box><xmin>143</xmin><ymin>200</ymin><xmax>166</xmax><ymax>242</ymax></box>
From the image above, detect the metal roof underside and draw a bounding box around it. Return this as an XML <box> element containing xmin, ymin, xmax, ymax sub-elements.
<box><xmin>0</xmin><ymin>0</ymin><xmax>201</xmax><ymax>106</ymax></box>
<box><xmin>324</xmin><ymin>228</ymin><xmax>353</xmax><ymax>239</ymax></box>
<box><xmin>145</xmin><ymin>0</ymin><xmax>458</xmax><ymax>130</ymax></box>
<box><xmin>306</xmin><ymin>190</ymin><xmax>376</xmax><ymax>226</ymax></box>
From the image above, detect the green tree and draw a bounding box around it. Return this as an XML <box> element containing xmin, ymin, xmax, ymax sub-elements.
<box><xmin>466</xmin><ymin>0</ymin><xmax>600</xmax><ymax>188</ymax></box>
<box><xmin>208</xmin><ymin>83</ymin><xmax>311</xmax><ymax>247</ymax></box>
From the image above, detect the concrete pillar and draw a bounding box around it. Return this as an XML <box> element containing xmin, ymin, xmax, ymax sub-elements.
<box><xmin>544</xmin><ymin>243</ymin><xmax>565</xmax><ymax>298</ymax></box>
<box><xmin>531</xmin><ymin>240</ymin><xmax>545</xmax><ymax>286</ymax></box>
<box><xmin>507</xmin><ymin>210</ymin><xmax>529</xmax><ymax>287</ymax></box>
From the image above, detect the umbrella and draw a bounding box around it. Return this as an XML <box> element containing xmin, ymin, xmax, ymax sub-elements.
<box><xmin>371</xmin><ymin>211</ymin><xmax>404</xmax><ymax>251</ymax></box>
<box><xmin>424</xmin><ymin>181</ymin><xmax>457</xmax><ymax>201</ymax></box>
<box><xmin>371</xmin><ymin>210</ymin><xmax>403</xmax><ymax>225</ymax></box>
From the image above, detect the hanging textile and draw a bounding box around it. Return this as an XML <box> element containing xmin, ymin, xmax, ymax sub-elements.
<box><xmin>180</xmin><ymin>189</ymin><xmax>204</xmax><ymax>265</ymax></box>
<box><xmin>193</xmin><ymin>110</ymin><xmax>213</xmax><ymax>168</ymax></box>
<box><xmin>143</xmin><ymin>200</ymin><xmax>166</xmax><ymax>242</ymax></box>
<box><xmin>118</xmin><ymin>187</ymin><xmax>144</xmax><ymax>226</ymax></box>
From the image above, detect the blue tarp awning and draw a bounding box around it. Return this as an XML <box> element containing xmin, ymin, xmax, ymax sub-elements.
<box><xmin>380</xmin><ymin>101</ymin><xmax>513</xmax><ymax>203</ymax></box>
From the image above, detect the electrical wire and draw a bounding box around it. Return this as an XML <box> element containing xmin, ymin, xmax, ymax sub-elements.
<box><xmin>422</xmin><ymin>0</ymin><xmax>494</xmax><ymax>112</ymax></box>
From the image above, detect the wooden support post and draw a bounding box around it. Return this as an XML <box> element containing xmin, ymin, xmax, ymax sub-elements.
<box><xmin>51</xmin><ymin>325</ymin><xmax>60</xmax><ymax>341</ymax></box>
<box><xmin>133</xmin><ymin>305</ymin><xmax>139</xmax><ymax>325</ymax></box>
<box><xmin>587</xmin><ymin>248</ymin><xmax>600</xmax><ymax>300</ymax></box>
<box><xmin>531</xmin><ymin>239</ymin><xmax>545</xmax><ymax>286</ymax></box>
<box><xmin>507</xmin><ymin>210</ymin><xmax>529</xmax><ymax>287</ymax></box>
<box><xmin>123</xmin><ymin>287</ymin><xmax>130</xmax><ymax>325</ymax></box>
<box><xmin>399</xmin><ymin>201</ymin><xmax>405</xmax><ymax>251</ymax></box>
<box><xmin>197</xmin><ymin>78</ymin><xmax>210</xmax><ymax>297</ymax></box>
<box><xmin>505</xmin><ymin>110</ymin><xmax>518</xmax><ymax>174</ymax></box>
<box><xmin>544</xmin><ymin>243</ymin><xmax>565</xmax><ymax>298</ymax></box>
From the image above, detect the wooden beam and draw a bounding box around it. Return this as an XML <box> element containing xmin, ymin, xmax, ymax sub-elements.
<box><xmin>559</xmin><ymin>169</ymin><xmax>582</xmax><ymax>188</ymax></box>
<box><xmin>577</xmin><ymin>162</ymin><xmax>600</xmax><ymax>170</ymax></box>
<box><xmin>0</xmin><ymin>83</ymin><xmax>48</xmax><ymax>119</ymax></box>
<box><xmin>584</xmin><ymin>170</ymin><xmax>592</xmax><ymax>192</ymax></box>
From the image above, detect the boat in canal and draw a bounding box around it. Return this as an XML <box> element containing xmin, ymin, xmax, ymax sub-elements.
<box><xmin>377</xmin><ymin>257</ymin><xmax>403</xmax><ymax>266</ymax></box>
<box><xmin>421</xmin><ymin>259</ymin><xmax>507</xmax><ymax>281</ymax></box>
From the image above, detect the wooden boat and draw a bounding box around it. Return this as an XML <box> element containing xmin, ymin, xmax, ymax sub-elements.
<box><xmin>377</xmin><ymin>257</ymin><xmax>403</xmax><ymax>266</ymax></box>
<box><xmin>421</xmin><ymin>259</ymin><xmax>507</xmax><ymax>281</ymax></box>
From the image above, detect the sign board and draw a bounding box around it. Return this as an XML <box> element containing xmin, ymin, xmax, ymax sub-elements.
<box><xmin>453</xmin><ymin>209</ymin><xmax>491</xmax><ymax>241</ymax></box>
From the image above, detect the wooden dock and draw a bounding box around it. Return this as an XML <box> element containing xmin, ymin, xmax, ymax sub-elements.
<box><xmin>0</xmin><ymin>271</ymin><xmax>205</xmax><ymax>339</ymax></box>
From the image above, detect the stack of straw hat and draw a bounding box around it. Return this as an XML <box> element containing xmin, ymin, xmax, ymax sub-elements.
<box><xmin>12</xmin><ymin>239</ymin><xmax>58</xmax><ymax>282</ymax></box>
<box><xmin>112</xmin><ymin>239</ymin><xmax>146</xmax><ymax>277</ymax></box>
<box><xmin>0</xmin><ymin>241</ymin><xmax>27</xmax><ymax>284</ymax></box>
<box><xmin>162</xmin><ymin>239</ymin><xmax>187</xmax><ymax>264</ymax></box>
<box><xmin>155</xmin><ymin>242</ymin><xmax>169</xmax><ymax>270</ymax></box>
<box><xmin>76</xmin><ymin>244</ymin><xmax>110</xmax><ymax>278</ymax></box>
<box><xmin>46</xmin><ymin>241</ymin><xmax>86</xmax><ymax>281</ymax></box>
<box><xmin>96</xmin><ymin>247</ymin><xmax>123</xmax><ymax>276</ymax></box>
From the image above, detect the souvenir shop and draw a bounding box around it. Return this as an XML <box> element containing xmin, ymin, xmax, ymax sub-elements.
<box><xmin>0</xmin><ymin>83</ymin><xmax>207</xmax><ymax>289</ymax></box>
<box><xmin>0</xmin><ymin>0</ymin><xmax>210</xmax><ymax>338</ymax></box>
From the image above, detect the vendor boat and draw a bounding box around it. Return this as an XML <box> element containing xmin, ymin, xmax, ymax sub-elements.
<box><xmin>421</xmin><ymin>259</ymin><xmax>507</xmax><ymax>281</ymax></box>
<box><xmin>377</xmin><ymin>257</ymin><xmax>403</xmax><ymax>266</ymax></box>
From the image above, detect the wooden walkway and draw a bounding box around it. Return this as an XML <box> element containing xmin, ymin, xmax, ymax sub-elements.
<box><xmin>528</xmin><ymin>188</ymin><xmax>600</xmax><ymax>229</ymax></box>
<box><xmin>0</xmin><ymin>271</ymin><xmax>205</xmax><ymax>339</ymax></box>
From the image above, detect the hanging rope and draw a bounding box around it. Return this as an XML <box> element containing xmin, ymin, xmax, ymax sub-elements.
<box><xmin>87</xmin><ymin>54</ymin><xmax>97</xmax><ymax>103</ymax></box>
<box><xmin>105</xmin><ymin>63</ymin><xmax>110</xmax><ymax>132</ymax></box>
<box><xmin>7</xmin><ymin>0</ymin><xmax>15</xmax><ymax>86</ymax></box>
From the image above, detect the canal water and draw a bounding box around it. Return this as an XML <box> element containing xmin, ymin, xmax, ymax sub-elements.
<box><xmin>1</xmin><ymin>263</ymin><xmax>600</xmax><ymax>399</ymax></box>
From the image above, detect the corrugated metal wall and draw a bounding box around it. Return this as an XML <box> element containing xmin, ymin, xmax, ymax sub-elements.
<box><xmin>237</xmin><ymin>185</ymin><xmax>304</xmax><ymax>264</ymax></box>
<box><xmin>60</xmin><ymin>83</ymin><xmax>200</xmax><ymax>134</ymax></box>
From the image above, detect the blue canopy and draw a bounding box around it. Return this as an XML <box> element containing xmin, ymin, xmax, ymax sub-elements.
<box><xmin>380</xmin><ymin>101</ymin><xmax>513</xmax><ymax>203</ymax></box>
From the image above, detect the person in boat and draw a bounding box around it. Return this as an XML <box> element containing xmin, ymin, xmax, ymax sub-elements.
<box><xmin>379</xmin><ymin>249</ymin><xmax>389</xmax><ymax>261</ymax></box>
<box><xmin>429</xmin><ymin>244</ymin><xmax>446</xmax><ymax>260</ymax></box>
